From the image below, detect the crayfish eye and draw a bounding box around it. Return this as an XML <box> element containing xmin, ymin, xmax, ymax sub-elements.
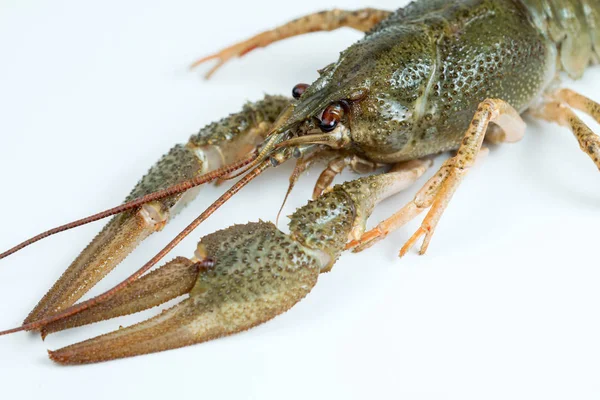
<box><xmin>292</xmin><ymin>83</ymin><xmax>310</xmax><ymax>99</ymax></box>
<box><xmin>319</xmin><ymin>102</ymin><xmax>344</xmax><ymax>132</ymax></box>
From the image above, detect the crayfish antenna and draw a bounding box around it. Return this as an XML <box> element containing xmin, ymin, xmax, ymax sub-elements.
<box><xmin>0</xmin><ymin>153</ymin><xmax>257</xmax><ymax>261</ymax></box>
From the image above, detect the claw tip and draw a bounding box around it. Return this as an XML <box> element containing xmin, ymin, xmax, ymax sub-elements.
<box><xmin>398</xmin><ymin>246</ymin><xmax>409</xmax><ymax>258</ymax></box>
<box><xmin>47</xmin><ymin>350</ymin><xmax>64</xmax><ymax>365</ymax></box>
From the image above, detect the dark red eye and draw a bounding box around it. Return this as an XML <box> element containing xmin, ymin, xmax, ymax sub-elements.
<box><xmin>292</xmin><ymin>83</ymin><xmax>310</xmax><ymax>99</ymax></box>
<box><xmin>319</xmin><ymin>102</ymin><xmax>344</xmax><ymax>132</ymax></box>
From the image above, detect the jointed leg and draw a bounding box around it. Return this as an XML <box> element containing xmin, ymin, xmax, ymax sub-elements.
<box><xmin>485</xmin><ymin>122</ymin><xmax>523</xmax><ymax>144</ymax></box>
<box><xmin>313</xmin><ymin>154</ymin><xmax>384</xmax><ymax>199</ymax></box>
<box><xmin>554</xmin><ymin>89</ymin><xmax>600</xmax><ymax>124</ymax></box>
<box><xmin>347</xmin><ymin>99</ymin><xmax>526</xmax><ymax>256</ymax></box>
<box><xmin>277</xmin><ymin>150</ymin><xmax>384</xmax><ymax>223</ymax></box>
<box><xmin>533</xmin><ymin>99</ymin><xmax>600</xmax><ymax>171</ymax></box>
<box><xmin>190</xmin><ymin>8</ymin><xmax>391</xmax><ymax>78</ymax></box>
<box><xmin>345</xmin><ymin>159</ymin><xmax>434</xmax><ymax>242</ymax></box>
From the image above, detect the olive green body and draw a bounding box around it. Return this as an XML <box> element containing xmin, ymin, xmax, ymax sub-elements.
<box><xmin>521</xmin><ymin>0</ymin><xmax>600</xmax><ymax>79</ymax></box>
<box><xmin>294</xmin><ymin>0</ymin><xmax>599</xmax><ymax>163</ymax></box>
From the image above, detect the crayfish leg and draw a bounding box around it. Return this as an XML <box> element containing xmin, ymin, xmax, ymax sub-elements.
<box><xmin>312</xmin><ymin>154</ymin><xmax>384</xmax><ymax>200</ymax></box>
<box><xmin>190</xmin><ymin>8</ymin><xmax>392</xmax><ymax>79</ymax></box>
<box><xmin>555</xmin><ymin>89</ymin><xmax>600</xmax><ymax>124</ymax></box>
<box><xmin>532</xmin><ymin>89</ymin><xmax>600</xmax><ymax>171</ymax></box>
<box><xmin>348</xmin><ymin>99</ymin><xmax>526</xmax><ymax>255</ymax></box>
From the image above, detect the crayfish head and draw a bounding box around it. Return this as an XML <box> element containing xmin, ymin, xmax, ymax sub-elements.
<box><xmin>278</xmin><ymin>24</ymin><xmax>436</xmax><ymax>162</ymax></box>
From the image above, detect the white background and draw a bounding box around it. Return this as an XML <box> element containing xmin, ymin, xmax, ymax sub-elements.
<box><xmin>1</xmin><ymin>0</ymin><xmax>600</xmax><ymax>399</ymax></box>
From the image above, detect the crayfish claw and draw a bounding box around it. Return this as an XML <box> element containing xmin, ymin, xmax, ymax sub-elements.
<box><xmin>23</xmin><ymin>96</ymin><xmax>292</xmax><ymax>328</ymax></box>
<box><xmin>45</xmin><ymin>161</ymin><xmax>433</xmax><ymax>364</ymax></box>
<box><xmin>48</xmin><ymin>222</ymin><xmax>323</xmax><ymax>364</ymax></box>
<box><xmin>41</xmin><ymin>257</ymin><xmax>199</xmax><ymax>338</ymax></box>
<box><xmin>48</xmin><ymin>297</ymin><xmax>205</xmax><ymax>365</ymax></box>
<box><xmin>25</xmin><ymin>209</ymin><xmax>160</xmax><ymax>326</ymax></box>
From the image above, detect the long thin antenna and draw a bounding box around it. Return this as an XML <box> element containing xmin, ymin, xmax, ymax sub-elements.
<box><xmin>0</xmin><ymin>159</ymin><xmax>272</xmax><ymax>336</ymax></box>
<box><xmin>0</xmin><ymin>152</ymin><xmax>257</xmax><ymax>261</ymax></box>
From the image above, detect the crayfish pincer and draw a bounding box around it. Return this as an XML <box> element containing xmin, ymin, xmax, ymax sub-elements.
<box><xmin>46</xmin><ymin>161</ymin><xmax>430</xmax><ymax>364</ymax></box>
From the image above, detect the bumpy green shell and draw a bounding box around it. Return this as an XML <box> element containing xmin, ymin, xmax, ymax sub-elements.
<box><xmin>289</xmin><ymin>0</ymin><xmax>599</xmax><ymax>164</ymax></box>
